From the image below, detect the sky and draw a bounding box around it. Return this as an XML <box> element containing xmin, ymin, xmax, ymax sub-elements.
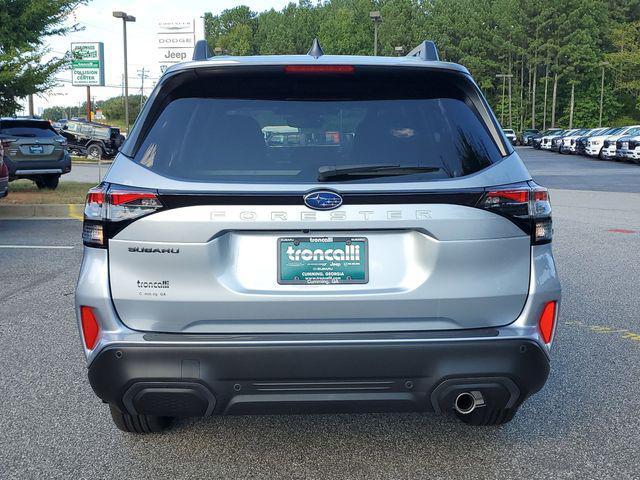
<box><xmin>23</xmin><ymin>0</ymin><xmax>290</xmax><ymax>115</ymax></box>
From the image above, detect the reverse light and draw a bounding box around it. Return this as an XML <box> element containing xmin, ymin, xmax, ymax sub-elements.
<box><xmin>538</xmin><ymin>301</ymin><xmax>557</xmax><ymax>344</ymax></box>
<box><xmin>80</xmin><ymin>306</ymin><xmax>100</xmax><ymax>350</ymax></box>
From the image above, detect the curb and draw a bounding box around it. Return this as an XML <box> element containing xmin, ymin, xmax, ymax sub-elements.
<box><xmin>0</xmin><ymin>204</ymin><xmax>84</xmax><ymax>220</ymax></box>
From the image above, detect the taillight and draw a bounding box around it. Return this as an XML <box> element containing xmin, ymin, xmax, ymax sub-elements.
<box><xmin>284</xmin><ymin>65</ymin><xmax>354</xmax><ymax>74</ymax></box>
<box><xmin>480</xmin><ymin>182</ymin><xmax>552</xmax><ymax>245</ymax></box>
<box><xmin>82</xmin><ymin>183</ymin><xmax>163</xmax><ymax>248</ymax></box>
<box><xmin>80</xmin><ymin>306</ymin><xmax>100</xmax><ymax>350</ymax></box>
<box><xmin>538</xmin><ymin>301</ymin><xmax>557</xmax><ymax>344</ymax></box>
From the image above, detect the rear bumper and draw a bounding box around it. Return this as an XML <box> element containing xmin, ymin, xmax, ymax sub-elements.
<box><xmin>5</xmin><ymin>152</ymin><xmax>71</xmax><ymax>179</ymax></box>
<box><xmin>88</xmin><ymin>336</ymin><xmax>550</xmax><ymax>417</ymax></box>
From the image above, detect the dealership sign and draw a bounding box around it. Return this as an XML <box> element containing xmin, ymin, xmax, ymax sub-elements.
<box><xmin>71</xmin><ymin>42</ymin><xmax>105</xmax><ymax>86</ymax></box>
<box><xmin>156</xmin><ymin>18</ymin><xmax>195</xmax><ymax>74</ymax></box>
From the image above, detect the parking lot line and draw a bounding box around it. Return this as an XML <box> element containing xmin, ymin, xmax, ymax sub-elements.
<box><xmin>0</xmin><ymin>245</ymin><xmax>74</xmax><ymax>249</ymax></box>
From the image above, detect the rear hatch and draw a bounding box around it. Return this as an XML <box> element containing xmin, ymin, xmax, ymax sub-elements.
<box><xmin>0</xmin><ymin>120</ymin><xmax>65</xmax><ymax>165</ymax></box>
<box><xmin>96</xmin><ymin>62</ymin><xmax>538</xmax><ymax>334</ymax></box>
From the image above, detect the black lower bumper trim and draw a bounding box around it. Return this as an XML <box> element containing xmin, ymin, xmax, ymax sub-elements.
<box><xmin>88</xmin><ymin>339</ymin><xmax>549</xmax><ymax>417</ymax></box>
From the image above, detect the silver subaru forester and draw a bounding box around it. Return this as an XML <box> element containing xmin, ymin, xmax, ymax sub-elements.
<box><xmin>76</xmin><ymin>40</ymin><xmax>561</xmax><ymax>433</ymax></box>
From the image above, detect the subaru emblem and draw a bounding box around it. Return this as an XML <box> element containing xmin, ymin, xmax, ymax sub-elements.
<box><xmin>303</xmin><ymin>190</ymin><xmax>343</xmax><ymax>210</ymax></box>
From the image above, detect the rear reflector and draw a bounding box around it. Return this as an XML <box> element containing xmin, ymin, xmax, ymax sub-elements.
<box><xmin>284</xmin><ymin>65</ymin><xmax>354</xmax><ymax>74</ymax></box>
<box><xmin>80</xmin><ymin>306</ymin><xmax>100</xmax><ymax>350</ymax></box>
<box><xmin>538</xmin><ymin>301</ymin><xmax>557</xmax><ymax>344</ymax></box>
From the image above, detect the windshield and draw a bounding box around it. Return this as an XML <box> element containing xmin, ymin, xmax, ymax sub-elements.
<box><xmin>0</xmin><ymin>121</ymin><xmax>58</xmax><ymax>138</ymax></box>
<box><xmin>135</xmin><ymin>96</ymin><xmax>501</xmax><ymax>184</ymax></box>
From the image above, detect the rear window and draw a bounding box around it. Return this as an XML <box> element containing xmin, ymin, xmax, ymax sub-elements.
<box><xmin>132</xmin><ymin>70</ymin><xmax>503</xmax><ymax>184</ymax></box>
<box><xmin>0</xmin><ymin>121</ymin><xmax>58</xmax><ymax>138</ymax></box>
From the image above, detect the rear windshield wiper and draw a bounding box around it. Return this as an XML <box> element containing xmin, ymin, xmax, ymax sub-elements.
<box><xmin>317</xmin><ymin>164</ymin><xmax>442</xmax><ymax>182</ymax></box>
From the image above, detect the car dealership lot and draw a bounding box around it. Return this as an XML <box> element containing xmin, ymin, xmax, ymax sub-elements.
<box><xmin>1</xmin><ymin>148</ymin><xmax>639</xmax><ymax>479</ymax></box>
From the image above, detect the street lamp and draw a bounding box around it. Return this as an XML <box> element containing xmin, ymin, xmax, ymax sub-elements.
<box><xmin>496</xmin><ymin>74</ymin><xmax>514</xmax><ymax>126</ymax></box>
<box><xmin>369</xmin><ymin>11</ymin><xmax>382</xmax><ymax>56</ymax></box>
<box><xmin>113</xmin><ymin>11</ymin><xmax>136</xmax><ymax>134</ymax></box>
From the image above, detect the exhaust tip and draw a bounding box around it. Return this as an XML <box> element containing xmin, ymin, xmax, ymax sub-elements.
<box><xmin>454</xmin><ymin>391</ymin><xmax>485</xmax><ymax>415</ymax></box>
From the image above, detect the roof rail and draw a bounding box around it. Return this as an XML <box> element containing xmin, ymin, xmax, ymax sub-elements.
<box><xmin>406</xmin><ymin>41</ymin><xmax>440</xmax><ymax>61</ymax></box>
<box><xmin>192</xmin><ymin>39</ymin><xmax>212</xmax><ymax>61</ymax></box>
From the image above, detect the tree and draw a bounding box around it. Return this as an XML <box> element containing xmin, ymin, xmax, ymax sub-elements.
<box><xmin>0</xmin><ymin>0</ymin><xmax>86</xmax><ymax>115</ymax></box>
<box><xmin>607</xmin><ymin>20</ymin><xmax>640</xmax><ymax>112</ymax></box>
<box><xmin>317</xmin><ymin>0</ymin><xmax>375</xmax><ymax>55</ymax></box>
<box><xmin>204</xmin><ymin>6</ymin><xmax>258</xmax><ymax>55</ymax></box>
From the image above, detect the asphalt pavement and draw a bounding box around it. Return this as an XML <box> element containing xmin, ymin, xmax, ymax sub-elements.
<box><xmin>63</xmin><ymin>162</ymin><xmax>111</xmax><ymax>184</ymax></box>
<box><xmin>1</xmin><ymin>148</ymin><xmax>639</xmax><ymax>479</ymax></box>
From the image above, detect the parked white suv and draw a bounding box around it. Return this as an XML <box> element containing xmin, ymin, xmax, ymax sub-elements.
<box><xmin>616</xmin><ymin>135</ymin><xmax>640</xmax><ymax>163</ymax></box>
<box><xmin>589</xmin><ymin>126</ymin><xmax>640</xmax><ymax>159</ymax></box>
<box><xmin>540</xmin><ymin>130</ymin><xmax>565</xmax><ymax>150</ymax></box>
<box><xmin>558</xmin><ymin>129</ymin><xmax>591</xmax><ymax>154</ymax></box>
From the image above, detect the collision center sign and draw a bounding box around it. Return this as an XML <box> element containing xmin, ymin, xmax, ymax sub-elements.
<box><xmin>71</xmin><ymin>42</ymin><xmax>105</xmax><ymax>86</ymax></box>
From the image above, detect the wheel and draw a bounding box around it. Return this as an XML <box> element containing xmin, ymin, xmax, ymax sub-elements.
<box><xmin>456</xmin><ymin>407</ymin><xmax>518</xmax><ymax>426</ymax></box>
<box><xmin>598</xmin><ymin>149</ymin><xmax>606</xmax><ymax>160</ymax></box>
<box><xmin>87</xmin><ymin>144</ymin><xmax>104</xmax><ymax>159</ymax></box>
<box><xmin>108</xmin><ymin>404</ymin><xmax>173</xmax><ymax>434</ymax></box>
<box><xmin>35</xmin><ymin>175</ymin><xmax>59</xmax><ymax>190</ymax></box>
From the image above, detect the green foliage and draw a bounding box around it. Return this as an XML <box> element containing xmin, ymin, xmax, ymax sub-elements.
<box><xmin>0</xmin><ymin>0</ymin><xmax>86</xmax><ymax>115</ymax></box>
<box><xmin>41</xmin><ymin>0</ymin><xmax>640</xmax><ymax>128</ymax></box>
<box><xmin>42</xmin><ymin>95</ymin><xmax>146</xmax><ymax>124</ymax></box>
<box><xmin>100</xmin><ymin>95</ymin><xmax>145</xmax><ymax>122</ymax></box>
<box><xmin>607</xmin><ymin>20</ymin><xmax>640</xmax><ymax>112</ymax></box>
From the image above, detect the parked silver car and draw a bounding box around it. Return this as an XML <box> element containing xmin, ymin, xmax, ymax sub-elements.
<box><xmin>75</xmin><ymin>40</ymin><xmax>561</xmax><ymax>433</ymax></box>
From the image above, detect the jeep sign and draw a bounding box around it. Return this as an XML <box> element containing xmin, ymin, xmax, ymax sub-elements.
<box><xmin>71</xmin><ymin>42</ymin><xmax>105</xmax><ymax>86</ymax></box>
<box><xmin>156</xmin><ymin>18</ymin><xmax>195</xmax><ymax>74</ymax></box>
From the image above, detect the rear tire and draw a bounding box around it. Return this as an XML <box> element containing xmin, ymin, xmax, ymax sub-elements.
<box><xmin>108</xmin><ymin>404</ymin><xmax>173</xmax><ymax>434</ymax></box>
<box><xmin>87</xmin><ymin>144</ymin><xmax>103</xmax><ymax>159</ymax></box>
<box><xmin>456</xmin><ymin>407</ymin><xmax>517</xmax><ymax>426</ymax></box>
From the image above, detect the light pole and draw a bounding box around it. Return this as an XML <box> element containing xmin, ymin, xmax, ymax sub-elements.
<box><xmin>599</xmin><ymin>61</ymin><xmax>609</xmax><ymax>128</ymax></box>
<box><xmin>369</xmin><ymin>11</ymin><xmax>382</xmax><ymax>56</ymax></box>
<box><xmin>496</xmin><ymin>74</ymin><xmax>513</xmax><ymax>126</ymax></box>
<box><xmin>113</xmin><ymin>11</ymin><xmax>136</xmax><ymax>134</ymax></box>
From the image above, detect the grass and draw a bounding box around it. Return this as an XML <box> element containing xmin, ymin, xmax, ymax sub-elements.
<box><xmin>0</xmin><ymin>180</ymin><xmax>94</xmax><ymax>204</ymax></box>
<box><xmin>71</xmin><ymin>155</ymin><xmax>114</xmax><ymax>164</ymax></box>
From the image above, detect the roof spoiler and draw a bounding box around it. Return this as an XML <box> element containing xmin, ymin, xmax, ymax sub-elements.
<box><xmin>192</xmin><ymin>39</ymin><xmax>212</xmax><ymax>61</ymax></box>
<box><xmin>406</xmin><ymin>41</ymin><xmax>440</xmax><ymax>61</ymax></box>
